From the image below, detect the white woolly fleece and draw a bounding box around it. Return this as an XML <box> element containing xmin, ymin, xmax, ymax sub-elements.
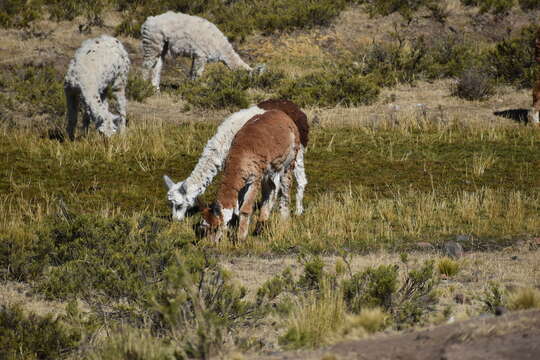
<box><xmin>64</xmin><ymin>35</ymin><xmax>130</xmax><ymax>135</ymax></box>
<box><xmin>141</xmin><ymin>11</ymin><xmax>251</xmax><ymax>88</ymax></box>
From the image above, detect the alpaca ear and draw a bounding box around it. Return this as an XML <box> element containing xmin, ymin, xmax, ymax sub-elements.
<box><xmin>163</xmin><ymin>175</ymin><xmax>175</xmax><ymax>189</ymax></box>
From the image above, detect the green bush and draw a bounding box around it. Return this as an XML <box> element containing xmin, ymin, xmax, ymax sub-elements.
<box><xmin>278</xmin><ymin>70</ymin><xmax>380</xmax><ymax>107</ymax></box>
<box><xmin>343</xmin><ymin>264</ymin><xmax>398</xmax><ymax>312</ymax></box>
<box><xmin>177</xmin><ymin>68</ymin><xmax>250</xmax><ymax>110</ymax></box>
<box><xmin>127</xmin><ymin>71</ymin><xmax>155</xmax><ymax>102</ymax></box>
<box><xmin>0</xmin><ymin>62</ymin><xmax>65</xmax><ymax>120</ymax></box>
<box><xmin>0</xmin><ymin>305</ymin><xmax>80</xmax><ymax>359</ymax></box>
<box><xmin>490</xmin><ymin>25</ymin><xmax>539</xmax><ymax>88</ymax></box>
<box><xmin>0</xmin><ymin>213</ymin><xmax>189</xmax><ymax>301</ymax></box>
<box><xmin>297</xmin><ymin>256</ymin><xmax>326</xmax><ymax>291</ymax></box>
<box><xmin>482</xmin><ymin>282</ymin><xmax>506</xmax><ymax>313</ymax></box>
<box><xmin>460</xmin><ymin>0</ymin><xmax>515</xmax><ymax>14</ymax></box>
<box><xmin>0</xmin><ymin>0</ymin><xmax>42</xmax><ymax>28</ymax></box>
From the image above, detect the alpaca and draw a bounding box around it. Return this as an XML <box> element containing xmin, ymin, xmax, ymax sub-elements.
<box><xmin>529</xmin><ymin>28</ymin><xmax>540</xmax><ymax>124</ymax></box>
<box><xmin>64</xmin><ymin>35</ymin><xmax>130</xmax><ymax>140</ymax></box>
<box><xmin>199</xmin><ymin>110</ymin><xmax>301</xmax><ymax>242</ymax></box>
<box><xmin>163</xmin><ymin>99</ymin><xmax>309</xmax><ymax>221</ymax></box>
<box><xmin>141</xmin><ymin>11</ymin><xmax>252</xmax><ymax>91</ymax></box>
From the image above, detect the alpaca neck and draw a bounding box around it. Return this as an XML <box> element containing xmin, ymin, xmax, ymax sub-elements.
<box><xmin>182</xmin><ymin>106</ymin><xmax>266</xmax><ymax>204</ymax></box>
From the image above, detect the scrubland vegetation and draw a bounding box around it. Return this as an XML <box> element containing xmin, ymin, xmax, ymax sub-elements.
<box><xmin>1</xmin><ymin>0</ymin><xmax>540</xmax><ymax>359</ymax></box>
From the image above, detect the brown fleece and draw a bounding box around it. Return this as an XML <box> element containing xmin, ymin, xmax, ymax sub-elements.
<box><xmin>258</xmin><ymin>99</ymin><xmax>309</xmax><ymax>147</ymax></box>
<box><xmin>217</xmin><ymin>109</ymin><xmax>300</xmax><ymax>210</ymax></box>
<box><xmin>534</xmin><ymin>29</ymin><xmax>540</xmax><ymax>112</ymax></box>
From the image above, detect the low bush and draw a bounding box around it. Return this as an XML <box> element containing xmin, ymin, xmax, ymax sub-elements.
<box><xmin>460</xmin><ymin>0</ymin><xmax>515</xmax><ymax>15</ymax></box>
<box><xmin>452</xmin><ymin>69</ymin><xmax>495</xmax><ymax>101</ymax></box>
<box><xmin>0</xmin><ymin>305</ymin><xmax>81</xmax><ymax>359</ymax></box>
<box><xmin>0</xmin><ymin>0</ymin><xmax>42</xmax><ymax>28</ymax></box>
<box><xmin>489</xmin><ymin>24</ymin><xmax>539</xmax><ymax>88</ymax></box>
<box><xmin>482</xmin><ymin>282</ymin><xmax>506</xmax><ymax>313</ymax></box>
<box><xmin>0</xmin><ymin>62</ymin><xmax>65</xmax><ymax>123</ymax></box>
<box><xmin>127</xmin><ymin>71</ymin><xmax>155</xmax><ymax>102</ymax></box>
<box><xmin>277</xmin><ymin>70</ymin><xmax>380</xmax><ymax>107</ymax></box>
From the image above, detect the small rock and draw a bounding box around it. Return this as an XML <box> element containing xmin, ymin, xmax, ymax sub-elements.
<box><xmin>415</xmin><ymin>242</ymin><xmax>435</xmax><ymax>250</ymax></box>
<box><xmin>443</xmin><ymin>241</ymin><xmax>464</xmax><ymax>258</ymax></box>
<box><xmin>454</xmin><ymin>293</ymin><xmax>465</xmax><ymax>304</ymax></box>
<box><xmin>495</xmin><ymin>306</ymin><xmax>507</xmax><ymax>316</ymax></box>
<box><xmin>511</xmin><ymin>255</ymin><xmax>519</xmax><ymax>260</ymax></box>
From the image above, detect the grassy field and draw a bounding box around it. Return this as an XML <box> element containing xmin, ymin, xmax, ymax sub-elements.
<box><xmin>1</xmin><ymin>1</ymin><xmax>540</xmax><ymax>359</ymax></box>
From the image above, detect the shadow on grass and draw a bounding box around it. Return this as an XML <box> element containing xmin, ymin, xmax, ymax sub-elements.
<box><xmin>493</xmin><ymin>108</ymin><xmax>529</xmax><ymax>124</ymax></box>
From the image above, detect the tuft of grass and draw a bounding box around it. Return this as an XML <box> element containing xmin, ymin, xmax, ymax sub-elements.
<box><xmin>347</xmin><ymin>307</ymin><xmax>389</xmax><ymax>334</ymax></box>
<box><xmin>437</xmin><ymin>257</ymin><xmax>460</xmax><ymax>277</ymax></box>
<box><xmin>279</xmin><ymin>284</ymin><xmax>346</xmax><ymax>349</ymax></box>
<box><xmin>471</xmin><ymin>152</ymin><xmax>497</xmax><ymax>177</ymax></box>
<box><xmin>508</xmin><ymin>287</ymin><xmax>540</xmax><ymax>311</ymax></box>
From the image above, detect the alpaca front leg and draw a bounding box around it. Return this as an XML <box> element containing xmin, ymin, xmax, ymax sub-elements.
<box><xmin>113</xmin><ymin>85</ymin><xmax>128</xmax><ymax>133</ymax></box>
<box><xmin>237</xmin><ymin>181</ymin><xmax>259</xmax><ymax>241</ymax></box>
<box><xmin>293</xmin><ymin>147</ymin><xmax>307</xmax><ymax>215</ymax></box>
<box><xmin>190</xmin><ymin>56</ymin><xmax>206</xmax><ymax>80</ymax></box>
<box><xmin>65</xmin><ymin>88</ymin><xmax>79</xmax><ymax>141</ymax></box>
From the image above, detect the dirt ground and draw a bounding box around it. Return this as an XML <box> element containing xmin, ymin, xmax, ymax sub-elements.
<box><xmin>256</xmin><ymin>309</ymin><xmax>540</xmax><ymax>360</ymax></box>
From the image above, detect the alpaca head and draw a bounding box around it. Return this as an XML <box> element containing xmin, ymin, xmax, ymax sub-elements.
<box><xmin>197</xmin><ymin>202</ymin><xmax>224</xmax><ymax>242</ymax></box>
<box><xmin>163</xmin><ymin>175</ymin><xmax>197</xmax><ymax>221</ymax></box>
<box><xmin>97</xmin><ymin>114</ymin><xmax>120</xmax><ymax>137</ymax></box>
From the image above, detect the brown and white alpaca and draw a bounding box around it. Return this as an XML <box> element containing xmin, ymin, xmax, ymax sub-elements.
<box><xmin>199</xmin><ymin>110</ymin><xmax>301</xmax><ymax>242</ymax></box>
<box><xmin>529</xmin><ymin>28</ymin><xmax>540</xmax><ymax>125</ymax></box>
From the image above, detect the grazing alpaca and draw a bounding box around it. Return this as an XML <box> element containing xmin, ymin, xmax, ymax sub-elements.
<box><xmin>199</xmin><ymin>110</ymin><xmax>301</xmax><ymax>242</ymax></box>
<box><xmin>163</xmin><ymin>99</ymin><xmax>309</xmax><ymax>221</ymax></box>
<box><xmin>64</xmin><ymin>35</ymin><xmax>130</xmax><ymax>140</ymax></box>
<box><xmin>141</xmin><ymin>11</ymin><xmax>252</xmax><ymax>91</ymax></box>
<box><xmin>529</xmin><ymin>28</ymin><xmax>540</xmax><ymax>125</ymax></box>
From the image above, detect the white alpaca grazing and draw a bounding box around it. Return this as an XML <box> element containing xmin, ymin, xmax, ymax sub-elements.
<box><xmin>141</xmin><ymin>11</ymin><xmax>252</xmax><ymax>90</ymax></box>
<box><xmin>163</xmin><ymin>99</ymin><xmax>309</xmax><ymax>221</ymax></box>
<box><xmin>64</xmin><ymin>35</ymin><xmax>130</xmax><ymax>140</ymax></box>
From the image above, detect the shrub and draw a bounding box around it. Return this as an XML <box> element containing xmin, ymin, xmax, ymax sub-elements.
<box><xmin>0</xmin><ymin>305</ymin><xmax>80</xmax><ymax>359</ymax></box>
<box><xmin>152</xmin><ymin>257</ymin><xmax>259</xmax><ymax>359</ymax></box>
<box><xmin>127</xmin><ymin>71</ymin><xmax>155</xmax><ymax>102</ymax></box>
<box><xmin>519</xmin><ymin>0</ymin><xmax>540</xmax><ymax>10</ymax></box>
<box><xmin>278</xmin><ymin>70</ymin><xmax>380</xmax><ymax>107</ymax></box>
<box><xmin>508</xmin><ymin>287</ymin><xmax>540</xmax><ymax>310</ymax></box>
<box><xmin>482</xmin><ymin>282</ymin><xmax>506</xmax><ymax>313</ymax></box>
<box><xmin>365</xmin><ymin>0</ymin><xmax>439</xmax><ymax>22</ymax></box>
<box><xmin>177</xmin><ymin>68</ymin><xmax>250</xmax><ymax>110</ymax></box>
<box><xmin>0</xmin><ymin>0</ymin><xmax>42</xmax><ymax>28</ymax></box>
<box><xmin>490</xmin><ymin>24</ymin><xmax>539</xmax><ymax>88</ymax></box>
<box><xmin>0</xmin><ymin>62</ymin><xmax>65</xmax><ymax>119</ymax></box>
<box><xmin>460</xmin><ymin>0</ymin><xmax>515</xmax><ymax>14</ymax></box>
<box><xmin>342</xmin><ymin>265</ymin><xmax>399</xmax><ymax>313</ymax></box>
<box><xmin>453</xmin><ymin>69</ymin><xmax>495</xmax><ymax>101</ymax></box>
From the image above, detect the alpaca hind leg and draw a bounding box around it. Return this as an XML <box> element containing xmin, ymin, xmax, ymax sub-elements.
<box><xmin>190</xmin><ymin>56</ymin><xmax>206</xmax><ymax>80</ymax></box>
<box><xmin>254</xmin><ymin>178</ymin><xmax>277</xmax><ymax>235</ymax></box>
<box><xmin>65</xmin><ymin>88</ymin><xmax>79</xmax><ymax>141</ymax></box>
<box><xmin>278</xmin><ymin>171</ymin><xmax>292</xmax><ymax>219</ymax></box>
<box><xmin>293</xmin><ymin>147</ymin><xmax>308</xmax><ymax>215</ymax></box>
<box><xmin>237</xmin><ymin>181</ymin><xmax>260</xmax><ymax>242</ymax></box>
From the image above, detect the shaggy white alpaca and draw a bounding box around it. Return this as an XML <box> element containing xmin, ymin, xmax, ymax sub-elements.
<box><xmin>164</xmin><ymin>100</ymin><xmax>309</xmax><ymax>221</ymax></box>
<box><xmin>141</xmin><ymin>11</ymin><xmax>252</xmax><ymax>90</ymax></box>
<box><xmin>64</xmin><ymin>35</ymin><xmax>130</xmax><ymax>140</ymax></box>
